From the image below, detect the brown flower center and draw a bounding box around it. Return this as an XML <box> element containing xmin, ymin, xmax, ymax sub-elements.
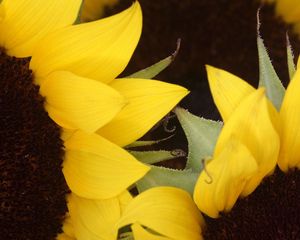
<box><xmin>0</xmin><ymin>49</ymin><xmax>69</xmax><ymax>240</ymax></box>
<box><xmin>204</xmin><ymin>168</ymin><xmax>300</xmax><ymax>239</ymax></box>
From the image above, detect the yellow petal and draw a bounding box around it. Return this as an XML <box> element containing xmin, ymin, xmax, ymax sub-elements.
<box><xmin>30</xmin><ymin>2</ymin><xmax>142</xmax><ymax>83</ymax></box>
<box><xmin>279</xmin><ymin>69</ymin><xmax>300</xmax><ymax>171</ymax></box>
<box><xmin>276</xmin><ymin>0</ymin><xmax>300</xmax><ymax>23</ymax></box>
<box><xmin>131</xmin><ymin>223</ymin><xmax>170</xmax><ymax>240</ymax></box>
<box><xmin>39</xmin><ymin>71</ymin><xmax>125</xmax><ymax>133</ymax></box>
<box><xmin>97</xmin><ymin>78</ymin><xmax>189</xmax><ymax>146</ymax></box>
<box><xmin>193</xmin><ymin>138</ymin><xmax>257</xmax><ymax>218</ymax></box>
<box><xmin>67</xmin><ymin>193</ymin><xmax>121</xmax><ymax>240</ymax></box>
<box><xmin>63</xmin><ymin>131</ymin><xmax>150</xmax><ymax>199</ymax></box>
<box><xmin>0</xmin><ymin>0</ymin><xmax>81</xmax><ymax>57</ymax></box>
<box><xmin>117</xmin><ymin>187</ymin><xmax>204</xmax><ymax>240</ymax></box>
<box><xmin>215</xmin><ymin>89</ymin><xmax>280</xmax><ymax>196</ymax></box>
<box><xmin>206</xmin><ymin>65</ymin><xmax>255</xmax><ymax>122</ymax></box>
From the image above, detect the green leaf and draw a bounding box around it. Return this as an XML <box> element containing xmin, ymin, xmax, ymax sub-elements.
<box><xmin>286</xmin><ymin>33</ymin><xmax>296</xmax><ymax>81</ymax></box>
<box><xmin>136</xmin><ymin>165</ymin><xmax>199</xmax><ymax>195</ymax></box>
<box><xmin>125</xmin><ymin>134</ymin><xmax>174</xmax><ymax>148</ymax></box>
<box><xmin>174</xmin><ymin>107</ymin><xmax>222</xmax><ymax>172</ymax></box>
<box><xmin>126</xmin><ymin>39</ymin><xmax>181</xmax><ymax>79</ymax></box>
<box><xmin>257</xmin><ymin>11</ymin><xmax>285</xmax><ymax>110</ymax></box>
<box><xmin>130</xmin><ymin>150</ymin><xmax>186</xmax><ymax>165</ymax></box>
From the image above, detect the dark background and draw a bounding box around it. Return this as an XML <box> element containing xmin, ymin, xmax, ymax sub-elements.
<box><xmin>105</xmin><ymin>0</ymin><xmax>300</xmax><ymax>167</ymax></box>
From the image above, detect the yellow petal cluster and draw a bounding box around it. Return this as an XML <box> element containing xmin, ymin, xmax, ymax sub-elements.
<box><xmin>194</xmin><ymin>66</ymin><xmax>280</xmax><ymax>218</ymax></box>
<box><xmin>59</xmin><ymin>187</ymin><xmax>204</xmax><ymax>240</ymax></box>
<box><xmin>0</xmin><ymin>0</ymin><xmax>194</xmax><ymax>238</ymax></box>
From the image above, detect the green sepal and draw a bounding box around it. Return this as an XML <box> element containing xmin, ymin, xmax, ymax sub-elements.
<box><xmin>286</xmin><ymin>33</ymin><xmax>296</xmax><ymax>81</ymax></box>
<box><xmin>136</xmin><ymin>165</ymin><xmax>199</xmax><ymax>195</ymax></box>
<box><xmin>119</xmin><ymin>231</ymin><xmax>134</xmax><ymax>240</ymax></box>
<box><xmin>126</xmin><ymin>39</ymin><xmax>181</xmax><ymax>79</ymax></box>
<box><xmin>257</xmin><ymin>11</ymin><xmax>285</xmax><ymax>110</ymax></box>
<box><xmin>174</xmin><ymin>107</ymin><xmax>222</xmax><ymax>172</ymax></box>
<box><xmin>126</xmin><ymin>134</ymin><xmax>174</xmax><ymax>148</ymax></box>
<box><xmin>130</xmin><ymin>150</ymin><xmax>186</xmax><ymax>165</ymax></box>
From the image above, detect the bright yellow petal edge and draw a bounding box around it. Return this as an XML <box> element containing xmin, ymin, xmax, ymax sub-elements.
<box><xmin>59</xmin><ymin>187</ymin><xmax>204</xmax><ymax>240</ymax></box>
<box><xmin>279</xmin><ymin>68</ymin><xmax>300</xmax><ymax>171</ymax></box>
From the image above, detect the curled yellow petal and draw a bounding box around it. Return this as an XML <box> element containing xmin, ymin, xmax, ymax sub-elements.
<box><xmin>193</xmin><ymin>138</ymin><xmax>257</xmax><ymax>218</ymax></box>
<box><xmin>0</xmin><ymin>0</ymin><xmax>81</xmax><ymax>57</ymax></box>
<box><xmin>206</xmin><ymin>65</ymin><xmax>255</xmax><ymax>122</ymax></box>
<box><xmin>117</xmin><ymin>187</ymin><xmax>204</xmax><ymax>240</ymax></box>
<box><xmin>39</xmin><ymin>71</ymin><xmax>125</xmax><ymax>133</ymax></box>
<box><xmin>63</xmin><ymin>131</ymin><xmax>150</xmax><ymax>199</ymax></box>
<box><xmin>30</xmin><ymin>2</ymin><xmax>142</xmax><ymax>84</ymax></box>
<box><xmin>279</xmin><ymin>69</ymin><xmax>300</xmax><ymax>171</ymax></box>
<box><xmin>215</xmin><ymin>88</ymin><xmax>280</xmax><ymax>196</ymax></box>
<box><xmin>98</xmin><ymin>78</ymin><xmax>189</xmax><ymax>146</ymax></box>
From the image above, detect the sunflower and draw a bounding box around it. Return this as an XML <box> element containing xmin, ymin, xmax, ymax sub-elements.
<box><xmin>0</xmin><ymin>1</ymin><xmax>202</xmax><ymax>239</ymax></box>
<box><xmin>192</xmin><ymin>64</ymin><xmax>300</xmax><ymax>238</ymax></box>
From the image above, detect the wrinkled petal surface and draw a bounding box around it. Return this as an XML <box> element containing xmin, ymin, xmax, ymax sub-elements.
<box><xmin>215</xmin><ymin>89</ymin><xmax>280</xmax><ymax>196</ymax></box>
<box><xmin>194</xmin><ymin>138</ymin><xmax>257</xmax><ymax>218</ymax></box>
<box><xmin>98</xmin><ymin>78</ymin><xmax>189</xmax><ymax>146</ymax></box>
<box><xmin>0</xmin><ymin>0</ymin><xmax>81</xmax><ymax>57</ymax></box>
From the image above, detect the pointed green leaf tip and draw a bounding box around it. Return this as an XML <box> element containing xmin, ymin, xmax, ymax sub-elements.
<box><xmin>136</xmin><ymin>166</ymin><xmax>199</xmax><ymax>195</ymax></box>
<box><xmin>126</xmin><ymin>134</ymin><xmax>174</xmax><ymax>148</ymax></box>
<box><xmin>174</xmin><ymin>107</ymin><xmax>222</xmax><ymax>172</ymax></box>
<box><xmin>130</xmin><ymin>150</ymin><xmax>186</xmax><ymax>165</ymax></box>
<box><xmin>127</xmin><ymin>39</ymin><xmax>181</xmax><ymax>79</ymax></box>
<box><xmin>257</xmin><ymin>10</ymin><xmax>285</xmax><ymax>111</ymax></box>
<box><xmin>286</xmin><ymin>33</ymin><xmax>296</xmax><ymax>80</ymax></box>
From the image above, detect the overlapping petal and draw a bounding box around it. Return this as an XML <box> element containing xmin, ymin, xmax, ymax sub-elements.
<box><xmin>67</xmin><ymin>193</ymin><xmax>123</xmax><ymax>240</ymax></box>
<box><xmin>214</xmin><ymin>89</ymin><xmax>280</xmax><ymax>196</ymax></box>
<box><xmin>279</xmin><ymin>69</ymin><xmax>300</xmax><ymax>171</ymax></box>
<box><xmin>39</xmin><ymin>71</ymin><xmax>125</xmax><ymax>133</ymax></box>
<box><xmin>30</xmin><ymin>1</ymin><xmax>142</xmax><ymax>84</ymax></box>
<box><xmin>0</xmin><ymin>0</ymin><xmax>81</xmax><ymax>57</ymax></box>
<box><xmin>194</xmin><ymin>138</ymin><xmax>257</xmax><ymax>218</ymax></box>
<box><xmin>117</xmin><ymin>187</ymin><xmax>204</xmax><ymax>240</ymax></box>
<box><xmin>98</xmin><ymin>78</ymin><xmax>189</xmax><ymax>146</ymax></box>
<box><xmin>63</xmin><ymin>131</ymin><xmax>150</xmax><ymax>199</ymax></box>
<box><xmin>206</xmin><ymin>65</ymin><xmax>255</xmax><ymax>122</ymax></box>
